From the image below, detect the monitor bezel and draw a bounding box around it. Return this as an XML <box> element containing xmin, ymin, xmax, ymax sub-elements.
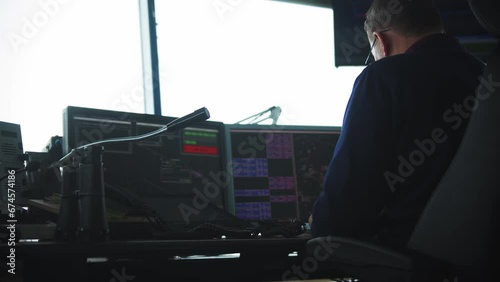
<box><xmin>223</xmin><ymin>123</ymin><xmax>342</xmax><ymax>218</ymax></box>
<box><xmin>62</xmin><ymin>105</ymin><xmax>230</xmax><ymax>217</ymax></box>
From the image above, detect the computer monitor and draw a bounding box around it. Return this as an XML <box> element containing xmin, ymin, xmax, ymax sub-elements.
<box><xmin>0</xmin><ymin>121</ymin><xmax>25</xmax><ymax>210</ymax></box>
<box><xmin>224</xmin><ymin>124</ymin><xmax>341</xmax><ymax>222</ymax></box>
<box><xmin>62</xmin><ymin>106</ymin><xmax>228</xmax><ymax>225</ymax></box>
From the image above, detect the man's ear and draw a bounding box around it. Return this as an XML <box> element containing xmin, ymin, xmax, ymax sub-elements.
<box><xmin>374</xmin><ymin>31</ymin><xmax>391</xmax><ymax>57</ymax></box>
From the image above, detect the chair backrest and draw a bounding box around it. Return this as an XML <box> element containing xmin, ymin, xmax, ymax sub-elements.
<box><xmin>406</xmin><ymin>0</ymin><xmax>500</xmax><ymax>270</ymax></box>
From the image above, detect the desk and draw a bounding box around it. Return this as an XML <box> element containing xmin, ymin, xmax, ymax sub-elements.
<box><xmin>1</xmin><ymin>236</ymin><xmax>318</xmax><ymax>282</ymax></box>
<box><xmin>2</xmin><ymin>201</ymin><xmax>329</xmax><ymax>281</ymax></box>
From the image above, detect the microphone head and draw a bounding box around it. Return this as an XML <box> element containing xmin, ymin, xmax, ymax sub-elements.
<box><xmin>199</xmin><ymin>107</ymin><xmax>210</xmax><ymax>120</ymax></box>
<box><xmin>166</xmin><ymin>107</ymin><xmax>211</xmax><ymax>132</ymax></box>
<box><xmin>270</xmin><ymin>106</ymin><xmax>282</xmax><ymax>118</ymax></box>
<box><xmin>270</xmin><ymin>106</ymin><xmax>282</xmax><ymax>125</ymax></box>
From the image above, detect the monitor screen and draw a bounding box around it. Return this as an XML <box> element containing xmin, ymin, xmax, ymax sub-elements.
<box><xmin>62</xmin><ymin>106</ymin><xmax>228</xmax><ymax>224</ymax></box>
<box><xmin>224</xmin><ymin>124</ymin><xmax>341</xmax><ymax>222</ymax></box>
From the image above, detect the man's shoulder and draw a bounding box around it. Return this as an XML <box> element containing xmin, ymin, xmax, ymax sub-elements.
<box><xmin>355</xmin><ymin>56</ymin><xmax>405</xmax><ymax>84</ymax></box>
<box><xmin>360</xmin><ymin>53</ymin><xmax>414</xmax><ymax>79</ymax></box>
<box><xmin>364</xmin><ymin>49</ymin><xmax>484</xmax><ymax>79</ymax></box>
<box><xmin>365</xmin><ymin>51</ymin><xmax>432</xmax><ymax>74</ymax></box>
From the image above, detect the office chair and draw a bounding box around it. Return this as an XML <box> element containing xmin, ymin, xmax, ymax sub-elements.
<box><xmin>306</xmin><ymin>0</ymin><xmax>499</xmax><ymax>281</ymax></box>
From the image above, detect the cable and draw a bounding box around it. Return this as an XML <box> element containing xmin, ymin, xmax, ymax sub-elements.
<box><xmin>0</xmin><ymin>168</ymin><xmax>26</xmax><ymax>183</ymax></box>
<box><xmin>186</xmin><ymin>222</ymin><xmax>257</xmax><ymax>239</ymax></box>
<box><xmin>256</xmin><ymin>219</ymin><xmax>306</xmax><ymax>238</ymax></box>
<box><xmin>0</xmin><ymin>160</ymin><xmax>38</xmax><ymax>188</ymax></box>
<box><xmin>159</xmin><ymin>222</ymin><xmax>257</xmax><ymax>240</ymax></box>
<box><xmin>235</xmin><ymin>106</ymin><xmax>280</xmax><ymax>124</ymax></box>
<box><xmin>104</xmin><ymin>184</ymin><xmax>173</xmax><ymax>232</ymax></box>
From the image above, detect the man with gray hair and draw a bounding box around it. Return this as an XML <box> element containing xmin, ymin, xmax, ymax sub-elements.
<box><xmin>310</xmin><ymin>0</ymin><xmax>484</xmax><ymax>249</ymax></box>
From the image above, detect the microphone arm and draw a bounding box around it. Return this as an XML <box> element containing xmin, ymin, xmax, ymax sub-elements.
<box><xmin>235</xmin><ymin>106</ymin><xmax>281</xmax><ymax>125</ymax></box>
<box><xmin>254</xmin><ymin>106</ymin><xmax>281</xmax><ymax>125</ymax></box>
<box><xmin>53</xmin><ymin>107</ymin><xmax>210</xmax><ymax>242</ymax></box>
<box><xmin>54</xmin><ymin>107</ymin><xmax>210</xmax><ymax>168</ymax></box>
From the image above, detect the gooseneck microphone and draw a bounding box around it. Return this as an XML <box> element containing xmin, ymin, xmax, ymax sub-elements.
<box><xmin>54</xmin><ymin>107</ymin><xmax>211</xmax><ymax>242</ymax></box>
<box><xmin>78</xmin><ymin>107</ymin><xmax>210</xmax><ymax>151</ymax></box>
<box><xmin>166</xmin><ymin>107</ymin><xmax>210</xmax><ymax>132</ymax></box>
<box><xmin>235</xmin><ymin>106</ymin><xmax>281</xmax><ymax>125</ymax></box>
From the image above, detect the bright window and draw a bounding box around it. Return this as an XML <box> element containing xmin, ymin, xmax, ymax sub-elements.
<box><xmin>0</xmin><ymin>0</ymin><xmax>143</xmax><ymax>151</ymax></box>
<box><xmin>155</xmin><ymin>0</ymin><xmax>364</xmax><ymax>126</ymax></box>
<box><xmin>0</xmin><ymin>0</ymin><xmax>365</xmax><ymax>152</ymax></box>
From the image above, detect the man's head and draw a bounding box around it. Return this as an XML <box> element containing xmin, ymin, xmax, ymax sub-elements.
<box><xmin>364</xmin><ymin>0</ymin><xmax>444</xmax><ymax>61</ymax></box>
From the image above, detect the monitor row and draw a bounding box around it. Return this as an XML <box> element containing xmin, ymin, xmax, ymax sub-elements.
<box><xmin>63</xmin><ymin>106</ymin><xmax>342</xmax><ymax>223</ymax></box>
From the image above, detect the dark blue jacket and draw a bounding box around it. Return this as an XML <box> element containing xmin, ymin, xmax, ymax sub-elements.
<box><xmin>311</xmin><ymin>34</ymin><xmax>485</xmax><ymax>249</ymax></box>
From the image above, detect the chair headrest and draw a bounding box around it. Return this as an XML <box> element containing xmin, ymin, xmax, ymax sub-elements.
<box><xmin>468</xmin><ymin>0</ymin><xmax>500</xmax><ymax>37</ymax></box>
